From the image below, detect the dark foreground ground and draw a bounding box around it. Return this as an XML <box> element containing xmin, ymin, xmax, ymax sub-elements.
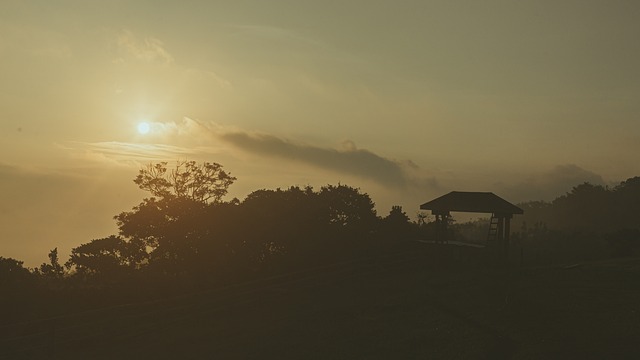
<box><xmin>2</xmin><ymin>242</ymin><xmax>640</xmax><ymax>359</ymax></box>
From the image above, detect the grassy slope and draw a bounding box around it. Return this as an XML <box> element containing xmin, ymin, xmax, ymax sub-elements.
<box><xmin>3</xmin><ymin>243</ymin><xmax>640</xmax><ymax>359</ymax></box>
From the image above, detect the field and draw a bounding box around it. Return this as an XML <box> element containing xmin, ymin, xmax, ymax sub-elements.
<box><xmin>2</xmin><ymin>242</ymin><xmax>640</xmax><ymax>359</ymax></box>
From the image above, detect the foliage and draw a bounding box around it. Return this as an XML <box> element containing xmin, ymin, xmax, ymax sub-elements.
<box><xmin>518</xmin><ymin>177</ymin><xmax>640</xmax><ymax>234</ymax></box>
<box><xmin>511</xmin><ymin>179</ymin><xmax>640</xmax><ymax>264</ymax></box>
<box><xmin>605</xmin><ymin>228</ymin><xmax>640</xmax><ymax>258</ymax></box>
<box><xmin>115</xmin><ymin>196</ymin><xmax>210</xmax><ymax>275</ymax></box>
<box><xmin>380</xmin><ymin>206</ymin><xmax>413</xmax><ymax>239</ymax></box>
<box><xmin>66</xmin><ymin>236</ymin><xmax>147</xmax><ymax>275</ymax></box>
<box><xmin>234</xmin><ymin>184</ymin><xmax>379</xmax><ymax>266</ymax></box>
<box><xmin>7</xmin><ymin>163</ymin><xmax>640</xmax><ymax>355</ymax></box>
<box><xmin>114</xmin><ymin>161</ymin><xmax>237</xmax><ymax>275</ymax></box>
<box><xmin>134</xmin><ymin>160</ymin><xmax>236</xmax><ymax>203</ymax></box>
<box><xmin>318</xmin><ymin>184</ymin><xmax>378</xmax><ymax>237</ymax></box>
<box><xmin>0</xmin><ymin>257</ymin><xmax>32</xmax><ymax>287</ymax></box>
<box><xmin>37</xmin><ymin>248</ymin><xmax>65</xmax><ymax>278</ymax></box>
<box><xmin>9</xmin><ymin>162</ymin><xmax>640</xmax><ymax>291</ymax></box>
<box><xmin>236</xmin><ymin>186</ymin><xmax>320</xmax><ymax>262</ymax></box>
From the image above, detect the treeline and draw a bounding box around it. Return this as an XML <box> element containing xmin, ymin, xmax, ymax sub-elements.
<box><xmin>3</xmin><ymin>161</ymin><xmax>415</xmax><ymax>292</ymax></box>
<box><xmin>0</xmin><ymin>161</ymin><xmax>418</xmax><ymax>321</ymax></box>
<box><xmin>447</xmin><ymin>178</ymin><xmax>640</xmax><ymax>263</ymax></box>
<box><xmin>518</xmin><ymin>178</ymin><xmax>640</xmax><ymax>233</ymax></box>
<box><xmin>510</xmin><ymin>178</ymin><xmax>640</xmax><ymax>263</ymax></box>
<box><xmin>3</xmin><ymin>162</ymin><xmax>640</xmax><ymax>316</ymax></box>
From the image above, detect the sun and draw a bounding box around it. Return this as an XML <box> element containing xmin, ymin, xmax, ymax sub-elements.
<box><xmin>137</xmin><ymin>122</ymin><xmax>151</xmax><ymax>135</ymax></box>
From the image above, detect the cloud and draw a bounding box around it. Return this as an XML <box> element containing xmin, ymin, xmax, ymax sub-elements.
<box><xmin>498</xmin><ymin>164</ymin><xmax>605</xmax><ymax>202</ymax></box>
<box><xmin>89</xmin><ymin>142</ymin><xmax>197</xmax><ymax>159</ymax></box>
<box><xmin>62</xmin><ymin>118</ymin><xmax>228</xmax><ymax>165</ymax></box>
<box><xmin>542</xmin><ymin>164</ymin><xmax>604</xmax><ymax>186</ymax></box>
<box><xmin>217</xmin><ymin>130</ymin><xmax>411</xmax><ymax>187</ymax></box>
<box><xmin>114</xmin><ymin>29</ymin><xmax>174</xmax><ymax>65</ymax></box>
<box><xmin>63</xmin><ymin>141</ymin><xmax>212</xmax><ymax>165</ymax></box>
<box><xmin>61</xmin><ymin>116</ymin><xmax>438</xmax><ymax>190</ymax></box>
<box><xmin>169</xmin><ymin>119</ymin><xmax>438</xmax><ymax>190</ymax></box>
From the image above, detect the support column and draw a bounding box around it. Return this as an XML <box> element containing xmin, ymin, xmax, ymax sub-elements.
<box><xmin>504</xmin><ymin>216</ymin><xmax>511</xmax><ymax>260</ymax></box>
<box><xmin>433</xmin><ymin>211</ymin><xmax>450</xmax><ymax>244</ymax></box>
<box><xmin>497</xmin><ymin>216</ymin><xmax>504</xmax><ymax>261</ymax></box>
<box><xmin>504</xmin><ymin>215</ymin><xmax>513</xmax><ymax>260</ymax></box>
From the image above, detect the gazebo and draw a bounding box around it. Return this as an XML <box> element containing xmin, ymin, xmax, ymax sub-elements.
<box><xmin>420</xmin><ymin>191</ymin><xmax>524</xmax><ymax>259</ymax></box>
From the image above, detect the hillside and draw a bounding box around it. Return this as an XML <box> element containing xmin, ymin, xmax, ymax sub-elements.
<box><xmin>2</xmin><ymin>242</ymin><xmax>640</xmax><ymax>359</ymax></box>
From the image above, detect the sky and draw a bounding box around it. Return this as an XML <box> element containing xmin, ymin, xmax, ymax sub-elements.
<box><xmin>1</xmin><ymin>0</ymin><xmax>639</xmax><ymax>266</ymax></box>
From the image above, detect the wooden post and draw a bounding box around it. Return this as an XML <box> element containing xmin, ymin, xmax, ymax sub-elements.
<box><xmin>497</xmin><ymin>216</ymin><xmax>504</xmax><ymax>243</ymax></box>
<box><xmin>433</xmin><ymin>211</ymin><xmax>449</xmax><ymax>244</ymax></box>
<box><xmin>442</xmin><ymin>212</ymin><xmax>449</xmax><ymax>244</ymax></box>
<box><xmin>504</xmin><ymin>216</ymin><xmax>511</xmax><ymax>260</ymax></box>
<box><xmin>497</xmin><ymin>216</ymin><xmax>504</xmax><ymax>261</ymax></box>
<box><xmin>434</xmin><ymin>213</ymin><xmax>441</xmax><ymax>244</ymax></box>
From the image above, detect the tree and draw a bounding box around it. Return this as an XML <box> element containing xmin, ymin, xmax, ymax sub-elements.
<box><xmin>551</xmin><ymin>182</ymin><xmax>609</xmax><ymax>231</ymax></box>
<box><xmin>236</xmin><ymin>186</ymin><xmax>323</xmax><ymax>264</ymax></box>
<box><xmin>134</xmin><ymin>160</ymin><xmax>236</xmax><ymax>203</ymax></box>
<box><xmin>605</xmin><ymin>228</ymin><xmax>640</xmax><ymax>258</ymax></box>
<box><xmin>0</xmin><ymin>257</ymin><xmax>36</xmax><ymax>320</ymax></box>
<box><xmin>416</xmin><ymin>211</ymin><xmax>431</xmax><ymax>227</ymax></box>
<box><xmin>612</xmin><ymin>177</ymin><xmax>640</xmax><ymax>230</ymax></box>
<box><xmin>232</xmin><ymin>185</ymin><xmax>379</xmax><ymax>267</ymax></box>
<box><xmin>385</xmin><ymin>206</ymin><xmax>410</xmax><ymax>224</ymax></box>
<box><xmin>66</xmin><ymin>236</ymin><xmax>146</xmax><ymax>275</ymax></box>
<box><xmin>318</xmin><ymin>184</ymin><xmax>377</xmax><ymax>231</ymax></box>
<box><xmin>115</xmin><ymin>160</ymin><xmax>237</xmax><ymax>275</ymax></box>
<box><xmin>38</xmin><ymin>248</ymin><xmax>65</xmax><ymax>278</ymax></box>
<box><xmin>381</xmin><ymin>206</ymin><xmax>412</xmax><ymax>239</ymax></box>
<box><xmin>0</xmin><ymin>257</ymin><xmax>33</xmax><ymax>288</ymax></box>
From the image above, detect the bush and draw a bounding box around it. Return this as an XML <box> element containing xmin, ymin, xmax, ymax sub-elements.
<box><xmin>605</xmin><ymin>228</ymin><xmax>640</xmax><ymax>258</ymax></box>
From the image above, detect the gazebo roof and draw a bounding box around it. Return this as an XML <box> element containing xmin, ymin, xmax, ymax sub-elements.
<box><xmin>420</xmin><ymin>191</ymin><xmax>524</xmax><ymax>215</ymax></box>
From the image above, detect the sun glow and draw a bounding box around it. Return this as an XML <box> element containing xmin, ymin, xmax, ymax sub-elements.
<box><xmin>137</xmin><ymin>122</ymin><xmax>151</xmax><ymax>134</ymax></box>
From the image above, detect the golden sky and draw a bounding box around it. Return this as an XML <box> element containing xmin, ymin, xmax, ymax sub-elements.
<box><xmin>1</xmin><ymin>0</ymin><xmax>639</xmax><ymax>265</ymax></box>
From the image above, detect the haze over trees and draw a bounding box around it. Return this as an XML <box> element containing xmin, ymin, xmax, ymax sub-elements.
<box><xmin>518</xmin><ymin>178</ymin><xmax>640</xmax><ymax>233</ymax></box>
<box><xmin>2</xmin><ymin>161</ymin><xmax>639</xmax><ymax>289</ymax></box>
<box><xmin>0</xmin><ymin>161</ymin><xmax>638</xmax><ymax>304</ymax></box>
<box><xmin>513</xmin><ymin>178</ymin><xmax>640</xmax><ymax>261</ymax></box>
<box><xmin>56</xmin><ymin>161</ymin><xmax>386</xmax><ymax>284</ymax></box>
<box><xmin>2</xmin><ymin>161</ymin><xmax>640</xmax><ymax>358</ymax></box>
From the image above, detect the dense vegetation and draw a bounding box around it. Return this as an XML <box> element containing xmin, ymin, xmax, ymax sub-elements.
<box><xmin>2</xmin><ymin>161</ymin><xmax>640</xmax><ymax>358</ymax></box>
<box><xmin>2</xmin><ymin>162</ymin><xmax>640</xmax><ymax>317</ymax></box>
<box><xmin>0</xmin><ymin>161</ymin><xmax>415</xmax><ymax>320</ymax></box>
<box><xmin>512</xmin><ymin>179</ymin><xmax>640</xmax><ymax>264</ymax></box>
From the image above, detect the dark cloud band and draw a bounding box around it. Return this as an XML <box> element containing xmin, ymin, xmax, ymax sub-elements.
<box><xmin>220</xmin><ymin>132</ymin><xmax>408</xmax><ymax>187</ymax></box>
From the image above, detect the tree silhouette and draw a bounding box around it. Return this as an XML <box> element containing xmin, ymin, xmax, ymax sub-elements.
<box><xmin>66</xmin><ymin>235</ymin><xmax>146</xmax><ymax>276</ymax></box>
<box><xmin>37</xmin><ymin>248</ymin><xmax>65</xmax><ymax>278</ymax></box>
<box><xmin>605</xmin><ymin>228</ymin><xmax>640</xmax><ymax>257</ymax></box>
<box><xmin>0</xmin><ymin>257</ymin><xmax>32</xmax><ymax>287</ymax></box>
<box><xmin>612</xmin><ymin>177</ymin><xmax>640</xmax><ymax>230</ymax></box>
<box><xmin>381</xmin><ymin>206</ymin><xmax>413</xmax><ymax>239</ymax></box>
<box><xmin>234</xmin><ymin>186</ymin><xmax>324</xmax><ymax>265</ymax></box>
<box><xmin>512</xmin><ymin>177</ymin><xmax>640</xmax><ymax>264</ymax></box>
<box><xmin>318</xmin><ymin>184</ymin><xmax>377</xmax><ymax>233</ymax></box>
<box><xmin>114</xmin><ymin>161</ymin><xmax>237</xmax><ymax>276</ymax></box>
<box><xmin>134</xmin><ymin>160</ymin><xmax>236</xmax><ymax>203</ymax></box>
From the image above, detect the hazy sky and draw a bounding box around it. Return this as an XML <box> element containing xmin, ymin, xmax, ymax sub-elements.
<box><xmin>2</xmin><ymin>0</ymin><xmax>639</xmax><ymax>265</ymax></box>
